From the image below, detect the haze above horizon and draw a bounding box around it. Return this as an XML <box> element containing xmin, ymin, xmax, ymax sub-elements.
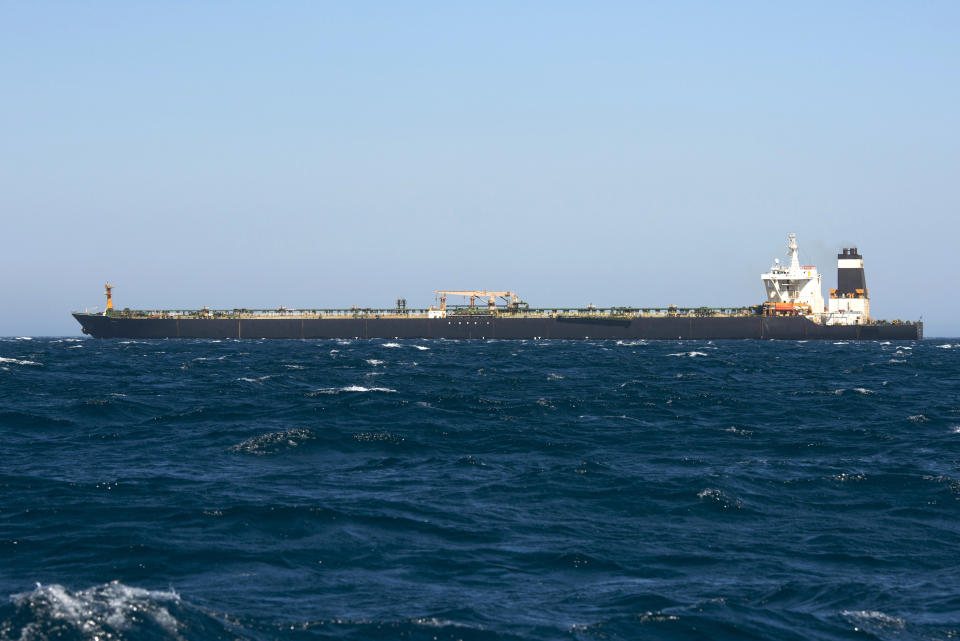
<box><xmin>2</xmin><ymin>2</ymin><xmax>958</xmax><ymax>336</ymax></box>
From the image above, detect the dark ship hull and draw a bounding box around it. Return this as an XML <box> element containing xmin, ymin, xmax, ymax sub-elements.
<box><xmin>73</xmin><ymin>313</ymin><xmax>922</xmax><ymax>341</ymax></box>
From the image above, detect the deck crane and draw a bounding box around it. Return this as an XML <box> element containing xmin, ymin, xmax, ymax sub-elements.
<box><xmin>435</xmin><ymin>290</ymin><xmax>519</xmax><ymax>312</ymax></box>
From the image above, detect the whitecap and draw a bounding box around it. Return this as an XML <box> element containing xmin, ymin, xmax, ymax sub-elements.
<box><xmin>832</xmin><ymin>472</ymin><xmax>866</xmax><ymax>482</ymax></box>
<box><xmin>0</xmin><ymin>356</ymin><xmax>41</xmax><ymax>366</ymax></box>
<box><xmin>342</xmin><ymin>385</ymin><xmax>396</xmax><ymax>393</ymax></box>
<box><xmin>229</xmin><ymin>427</ymin><xmax>315</xmax><ymax>455</ymax></box>
<box><xmin>366</xmin><ymin>359</ymin><xmax>385</xmax><ymax>366</ymax></box>
<box><xmin>236</xmin><ymin>375</ymin><xmax>272</xmax><ymax>383</ymax></box>
<box><xmin>696</xmin><ymin>487</ymin><xmax>742</xmax><ymax>509</ymax></box>
<box><xmin>908</xmin><ymin>414</ymin><xmax>930</xmax><ymax>423</ymax></box>
<box><xmin>310</xmin><ymin>385</ymin><xmax>397</xmax><ymax>395</ymax></box>
<box><xmin>547</xmin><ymin>373</ymin><xmax>565</xmax><ymax>380</ymax></box>
<box><xmin>833</xmin><ymin>341</ymin><xmax>849</xmax><ymax>345</ymax></box>
<box><xmin>937</xmin><ymin>344</ymin><xmax>953</xmax><ymax>349</ymax></box>
<box><xmin>9</xmin><ymin>581</ymin><xmax>181</xmax><ymax>638</ymax></box>
<box><xmin>353</xmin><ymin>431</ymin><xmax>404</xmax><ymax>443</ymax></box>
<box><xmin>841</xmin><ymin>609</ymin><xmax>906</xmax><ymax>629</ymax></box>
<box><xmin>14</xmin><ymin>336</ymin><xmax>32</xmax><ymax>340</ymax></box>
<box><xmin>852</xmin><ymin>388</ymin><xmax>875</xmax><ymax>395</ymax></box>
<box><xmin>67</xmin><ymin>345</ymin><xmax>84</xmax><ymax>349</ymax></box>
<box><xmin>667</xmin><ymin>351</ymin><xmax>709</xmax><ymax>357</ymax></box>
<box><xmin>412</xmin><ymin>345</ymin><xmax>429</xmax><ymax>350</ymax></box>
<box><xmin>382</xmin><ymin>342</ymin><xmax>402</xmax><ymax>348</ymax></box>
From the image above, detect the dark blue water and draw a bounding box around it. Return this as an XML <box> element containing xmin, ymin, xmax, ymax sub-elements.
<box><xmin>1</xmin><ymin>337</ymin><xmax>958</xmax><ymax>640</ymax></box>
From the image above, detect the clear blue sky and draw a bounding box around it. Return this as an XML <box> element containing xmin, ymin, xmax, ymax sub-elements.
<box><xmin>2</xmin><ymin>2</ymin><xmax>958</xmax><ymax>336</ymax></box>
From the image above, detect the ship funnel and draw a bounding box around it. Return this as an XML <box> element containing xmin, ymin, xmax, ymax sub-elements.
<box><xmin>827</xmin><ymin>247</ymin><xmax>870</xmax><ymax>323</ymax></box>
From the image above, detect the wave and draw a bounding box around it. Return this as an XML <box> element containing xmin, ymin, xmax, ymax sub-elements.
<box><xmin>0</xmin><ymin>357</ymin><xmax>41</xmax><ymax>366</ymax></box>
<box><xmin>229</xmin><ymin>427</ymin><xmax>316</xmax><ymax>455</ymax></box>
<box><xmin>235</xmin><ymin>375</ymin><xmax>273</xmax><ymax>383</ymax></box>
<box><xmin>3</xmin><ymin>338</ymin><xmax>959</xmax><ymax>641</ymax></box>
<box><xmin>697</xmin><ymin>487</ymin><xmax>743</xmax><ymax>510</ymax></box>
<box><xmin>827</xmin><ymin>388</ymin><xmax>876</xmax><ymax>395</ymax></box>
<box><xmin>841</xmin><ymin>609</ymin><xmax>906</xmax><ymax>631</ymax></box>
<box><xmin>309</xmin><ymin>385</ymin><xmax>397</xmax><ymax>395</ymax></box>
<box><xmin>2</xmin><ymin>581</ymin><xmax>186</xmax><ymax>641</ymax></box>
<box><xmin>353</xmin><ymin>431</ymin><xmax>405</xmax><ymax>444</ymax></box>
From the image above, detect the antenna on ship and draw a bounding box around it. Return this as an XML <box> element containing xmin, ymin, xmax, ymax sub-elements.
<box><xmin>104</xmin><ymin>282</ymin><xmax>114</xmax><ymax>316</ymax></box>
<box><xmin>787</xmin><ymin>232</ymin><xmax>800</xmax><ymax>272</ymax></box>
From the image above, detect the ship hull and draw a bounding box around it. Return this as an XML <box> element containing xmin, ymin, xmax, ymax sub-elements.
<box><xmin>72</xmin><ymin>314</ymin><xmax>923</xmax><ymax>341</ymax></box>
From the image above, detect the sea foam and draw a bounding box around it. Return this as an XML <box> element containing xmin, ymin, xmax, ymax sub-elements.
<box><xmin>7</xmin><ymin>581</ymin><xmax>181</xmax><ymax>639</ymax></box>
<box><xmin>0</xmin><ymin>357</ymin><xmax>41</xmax><ymax>366</ymax></box>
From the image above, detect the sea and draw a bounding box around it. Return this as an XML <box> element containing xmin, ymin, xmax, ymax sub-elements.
<box><xmin>1</xmin><ymin>337</ymin><xmax>958</xmax><ymax>641</ymax></box>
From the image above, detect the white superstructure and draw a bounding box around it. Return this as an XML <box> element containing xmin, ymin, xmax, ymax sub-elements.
<box><xmin>760</xmin><ymin>233</ymin><xmax>824</xmax><ymax>315</ymax></box>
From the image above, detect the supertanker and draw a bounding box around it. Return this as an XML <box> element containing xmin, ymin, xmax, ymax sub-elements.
<box><xmin>73</xmin><ymin>235</ymin><xmax>922</xmax><ymax>341</ymax></box>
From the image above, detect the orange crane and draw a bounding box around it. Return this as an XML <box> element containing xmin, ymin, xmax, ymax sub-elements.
<box><xmin>436</xmin><ymin>290</ymin><xmax>519</xmax><ymax>311</ymax></box>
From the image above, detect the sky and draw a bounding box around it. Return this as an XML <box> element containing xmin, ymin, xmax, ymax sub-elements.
<box><xmin>1</xmin><ymin>1</ymin><xmax>958</xmax><ymax>336</ymax></box>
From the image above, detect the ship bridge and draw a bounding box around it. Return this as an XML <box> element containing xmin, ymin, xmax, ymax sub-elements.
<box><xmin>761</xmin><ymin>233</ymin><xmax>824</xmax><ymax>315</ymax></box>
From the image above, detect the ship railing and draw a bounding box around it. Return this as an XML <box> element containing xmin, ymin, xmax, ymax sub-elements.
<box><xmin>95</xmin><ymin>305</ymin><xmax>759</xmax><ymax>320</ymax></box>
<box><xmin>523</xmin><ymin>307</ymin><xmax>755</xmax><ymax>317</ymax></box>
<box><xmin>102</xmin><ymin>308</ymin><xmax>440</xmax><ymax>319</ymax></box>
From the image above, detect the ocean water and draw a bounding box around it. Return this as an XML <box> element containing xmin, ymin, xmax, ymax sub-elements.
<box><xmin>1</xmin><ymin>337</ymin><xmax>959</xmax><ymax>641</ymax></box>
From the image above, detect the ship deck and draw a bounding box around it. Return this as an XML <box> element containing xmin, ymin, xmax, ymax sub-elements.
<box><xmin>81</xmin><ymin>305</ymin><xmax>759</xmax><ymax>320</ymax></box>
